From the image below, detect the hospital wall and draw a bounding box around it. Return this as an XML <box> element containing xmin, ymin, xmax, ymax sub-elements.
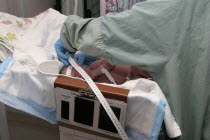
<box><xmin>0</xmin><ymin>0</ymin><xmax>10</xmax><ymax>13</ymax></box>
<box><xmin>0</xmin><ymin>0</ymin><xmax>56</xmax><ymax>17</ymax></box>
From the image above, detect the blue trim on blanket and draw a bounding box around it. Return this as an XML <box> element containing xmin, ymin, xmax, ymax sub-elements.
<box><xmin>150</xmin><ymin>99</ymin><xmax>166</xmax><ymax>140</ymax></box>
<box><xmin>0</xmin><ymin>56</ymin><xmax>13</xmax><ymax>78</ymax></box>
<box><xmin>126</xmin><ymin>127</ymin><xmax>149</xmax><ymax>140</ymax></box>
<box><xmin>0</xmin><ymin>89</ymin><xmax>57</xmax><ymax>124</ymax></box>
<box><xmin>125</xmin><ymin>99</ymin><xmax>166</xmax><ymax>140</ymax></box>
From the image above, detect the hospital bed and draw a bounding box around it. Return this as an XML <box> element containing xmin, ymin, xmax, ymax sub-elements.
<box><xmin>1</xmin><ymin>76</ymin><xmax>169</xmax><ymax>140</ymax></box>
<box><xmin>0</xmin><ymin>6</ymin><xmax>172</xmax><ymax>140</ymax></box>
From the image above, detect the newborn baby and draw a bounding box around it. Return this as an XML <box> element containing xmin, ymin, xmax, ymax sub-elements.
<box><xmin>60</xmin><ymin>59</ymin><xmax>152</xmax><ymax>85</ymax></box>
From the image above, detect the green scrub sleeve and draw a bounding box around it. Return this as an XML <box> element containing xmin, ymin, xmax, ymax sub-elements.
<box><xmin>60</xmin><ymin>0</ymin><xmax>186</xmax><ymax>73</ymax></box>
<box><xmin>60</xmin><ymin>16</ymin><xmax>104</xmax><ymax>55</ymax></box>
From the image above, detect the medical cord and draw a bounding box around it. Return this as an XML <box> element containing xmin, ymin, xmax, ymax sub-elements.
<box><xmin>99</xmin><ymin>66</ymin><xmax>117</xmax><ymax>85</ymax></box>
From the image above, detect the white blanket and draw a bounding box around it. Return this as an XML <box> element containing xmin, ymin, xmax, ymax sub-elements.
<box><xmin>0</xmin><ymin>8</ymin><xmax>66</xmax><ymax>70</ymax></box>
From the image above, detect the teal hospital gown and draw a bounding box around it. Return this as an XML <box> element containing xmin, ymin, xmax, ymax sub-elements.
<box><xmin>60</xmin><ymin>0</ymin><xmax>210</xmax><ymax>139</ymax></box>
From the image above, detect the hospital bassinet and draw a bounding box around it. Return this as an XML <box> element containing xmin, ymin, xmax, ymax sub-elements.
<box><xmin>4</xmin><ymin>76</ymin><xmax>169</xmax><ymax>140</ymax></box>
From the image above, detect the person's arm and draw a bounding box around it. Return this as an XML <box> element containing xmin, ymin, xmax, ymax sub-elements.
<box><xmin>61</xmin><ymin>0</ymin><xmax>188</xmax><ymax>73</ymax></box>
<box><xmin>202</xmin><ymin>103</ymin><xmax>210</xmax><ymax>139</ymax></box>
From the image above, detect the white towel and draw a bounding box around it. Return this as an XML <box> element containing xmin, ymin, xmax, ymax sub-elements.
<box><xmin>0</xmin><ymin>57</ymin><xmax>57</xmax><ymax>123</ymax></box>
<box><xmin>119</xmin><ymin>79</ymin><xmax>182</xmax><ymax>138</ymax></box>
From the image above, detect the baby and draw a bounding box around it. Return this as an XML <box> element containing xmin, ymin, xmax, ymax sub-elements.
<box><xmin>60</xmin><ymin>59</ymin><xmax>152</xmax><ymax>85</ymax></box>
